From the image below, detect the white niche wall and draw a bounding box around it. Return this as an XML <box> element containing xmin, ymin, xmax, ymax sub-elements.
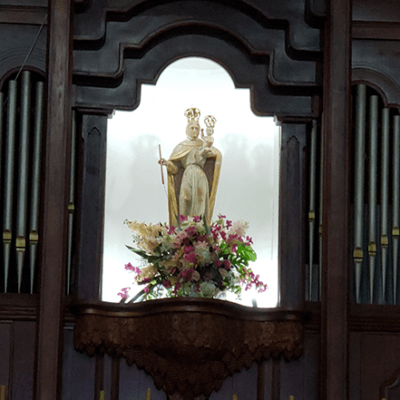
<box><xmin>103</xmin><ymin>57</ymin><xmax>279</xmax><ymax>308</ymax></box>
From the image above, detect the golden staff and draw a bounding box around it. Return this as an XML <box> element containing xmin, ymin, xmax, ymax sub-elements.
<box><xmin>158</xmin><ymin>144</ymin><xmax>165</xmax><ymax>185</ymax></box>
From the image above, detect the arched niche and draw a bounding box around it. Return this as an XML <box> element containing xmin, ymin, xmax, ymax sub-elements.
<box><xmin>71</xmin><ymin>0</ymin><xmax>318</xmax><ymax>311</ymax></box>
<box><xmin>102</xmin><ymin>56</ymin><xmax>280</xmax><ymax>307</ymax></box>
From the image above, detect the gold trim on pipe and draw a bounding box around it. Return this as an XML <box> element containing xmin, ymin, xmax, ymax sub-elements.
<box><xmin>368</xmin><ymin>242</ymin><xmax>377</xmax><ymax>256</ymax></box>
<box><xmin>16</xmin><ymin>236</ymin><xmax>26</xmax><ymax>249</ymax></box>
<box><xmin>353</xmin><ymin>248</ymin><xmax>363</xmax><ymax>263</ymax></box>
<box><xmin>145</xmin><ymin>388</ymin><xmax>151</xmax><ymax>400</ymax></box>
<box><xmin>0</xmin><ymin>385</ymin><xmax>5</xmax><ymax>400</ymax></box>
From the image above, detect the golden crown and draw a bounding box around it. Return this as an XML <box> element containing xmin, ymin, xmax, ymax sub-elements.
<box><xmin>184</xmin><ymin>107</ymin><xmax>201</xmax><ymax>122</ymax></box>
<box><xmin>204</xmin><ymin>115</ymin><xmax>216</xmax><ymax>128</ymax></box>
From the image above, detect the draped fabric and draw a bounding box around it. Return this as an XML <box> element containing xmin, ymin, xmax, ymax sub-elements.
<box><xmin>166</xmin><ymin>138</ymin><xmax>222</xmax><ymax>226</ymax></box>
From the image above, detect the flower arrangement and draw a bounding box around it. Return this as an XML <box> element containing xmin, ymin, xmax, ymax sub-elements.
<box><xmin>118</xmin><ymin>214</ymin><xmax>267</xmax><ymax>301</ymax></box>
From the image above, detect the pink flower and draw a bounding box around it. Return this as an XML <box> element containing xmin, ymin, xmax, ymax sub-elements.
<box><xmin>185</xmin><ymin>226</ymin><xmax>196</xmax><ymax>236</ymax></box>
<box><xmin>117</xmin><ymin>286</ymin><xmax>131</xmax><ymax>299</ymax></box>
<box><xmin>224</xmin><ymin>259</ymin><xmax>231</xmax><ymax>270</ymax></box>
<box><xmin>214</xmin><ymin>260</ymin><xmax>223</xmax><ymax>267</ymax></box>
<box><xmin>181</xmin><ymin>268</ymin><xmax>194</xmax><ymax>281</ymax></box>
<box><xmin>179</xmin><ymin>215</ymin><xmax>187</xmax><ymax>222</ymax></box>
<box><xmin>173</xmin><ymin>282</ymin><xmax>182</xmax><ymax>295</ymax></box>
<box><xmin>125</xmin><ymin>263</ymin><xmax>135</xmax><ymax>271</ymax></box>
<box><xmin>184</xmin><ymin>245</ymin><xmax>195</xmax><ymax>254</ymax></box>
<box><xmin>162</xmin><ymin>280</ymin><xmax>172</xmax><ymax>288</ymax></box>
<box><xmin>226</xmin><ymin>220</ymin><xmax>233</xmax><ymax>228</ymax></box>
<box><xmin>218</xmin><ymin>214</ymin><xmax>226</xmax><ymax>219</ymax></box>
<box><xmin>193</xmin><ymin>215</ymin><xmax>201</xmax><ymax>222</ymax></box>
<box><xmin>245</xmin><ymin>236</ymin><xmax>253</xmax><ymax>245</ymax></box>
<box><xmin>232</xmin><ymin>244</ymin><xmax>238</xmax><ymax>252</ymax></box>
<box><xmin>228</xmin><ymin>234</ymin><xmax>239</xmax><ymax>242</ymax></box>
<box><xmin>144</xmin><ymin>287</ymin><xmax>150</xmax><ymax>294</ymax></box>
<box><xmin>183</xmin><ymin>253</ymin><xmax>197</xmax><ymax>263</ymax></box>
<box><xmin>220</xmin><ymin>231</ymin><xmax>227</xmax><ymax>240</ymax></box>
<box><xmin>168</xmin><ymin>226</ymin><xmax>176</xmax><ymax>234</ymax></box>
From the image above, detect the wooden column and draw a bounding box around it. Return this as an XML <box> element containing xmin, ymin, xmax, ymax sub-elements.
<box><xmin>278</xmin><ymin>122</ymin><xmax>307</xmax><ymax>310</ymax></box>
<box><xmin>35</xmin><ymin>0</ymin><xmax>72</xmax><ymax>399</ymax></box>
<box><xmin>74</xmin><ymin>113</ymin><xmax>108</xmax><ymax>300</ymax></box>
<box><xmin>321</xmin><ymin>0</ymin><xmax>351</xmax><ymax>399</ymax></box>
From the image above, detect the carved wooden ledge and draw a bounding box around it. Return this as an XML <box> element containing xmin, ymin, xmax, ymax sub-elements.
<box><xmin>73</xmin><ymin>298</ymin><xmax>303</xmax><ymax>400</ymax></box>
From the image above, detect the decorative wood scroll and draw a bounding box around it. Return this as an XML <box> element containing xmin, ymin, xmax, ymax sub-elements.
<box><xmin>74</xmin><ymin>298</ymin><xmax>303</xmax><ymax>399</ymax></box>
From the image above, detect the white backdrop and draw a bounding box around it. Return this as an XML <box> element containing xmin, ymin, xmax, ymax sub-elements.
<box><xmin>103</xmin><ymin>57</ymin><xmax>280</xmax><ymax>307</ymax></box>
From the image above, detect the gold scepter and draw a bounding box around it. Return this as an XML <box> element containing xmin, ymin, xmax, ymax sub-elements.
<box><xmin>158</xmin><ymin>144</ymin><xmax>165</xmax><ymax>185</ymax></box>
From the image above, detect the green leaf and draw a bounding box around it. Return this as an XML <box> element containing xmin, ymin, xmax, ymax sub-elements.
<box><xmin>236</xmin><ymin>244</ymin><xmax>257</xmax><ymax>262</ymax></box>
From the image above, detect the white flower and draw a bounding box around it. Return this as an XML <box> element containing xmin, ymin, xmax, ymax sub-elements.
<box><xmin>199</xmin><ymin>281</ymin><xmax>218</xmax><ymax>297</ymax></box>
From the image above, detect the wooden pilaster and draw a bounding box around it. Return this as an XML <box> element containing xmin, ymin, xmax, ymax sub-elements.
<box><xmin>322</xmin><ymin>0</ymin><xmax>352</xmax><ymax>398</ymax></box>
<box><xmin>35</xmin><ymin>0</ymin><xmax>72</xmax><ymax>399</ymax></box>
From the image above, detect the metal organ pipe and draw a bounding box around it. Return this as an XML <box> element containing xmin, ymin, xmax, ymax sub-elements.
<box><xmin>16</xmin><ymin>71</ymin><xmax>31</xmax><ymax>292</ymax></box>
<box><xmin>29</xmin><ymin>80</ymin><xmax>44</xmax><ymax>293</ymax></box>
<box><xmin>319</xmin><ymin>115</ymin><xmax>324</xmax><ymax>300</ymax></box>
<box><xmin>381</xmin><ymin>108</ymin><xmax>390</xmax><ymax>302</ymax></box>
<box><xmin>368</xmin><ymin>96</ymin><xmax>378</xmax><ymax>303</ymax></box>
<box><xmin>308</xmin><ymin>119</ymin><xmax>317</xmax><ymax>300</ymax></box>
<box><xmin>393</xmin><ymin>115</ymin><xmax>400</xmax><ymax>303</ymax></box>
<box><xmin>353</xmin><ymin>84</ymin><xmax>366</xmax><ymax>303</ymax></box>
<box><xmin>3</xmin><ymin>80</ymin><xmax>17</xmax><ymax>293</ymax></box>
<box><xmin>67</xmin><ymin>110</ymin><xmax>77</xmax><ymax>294</ymax></box>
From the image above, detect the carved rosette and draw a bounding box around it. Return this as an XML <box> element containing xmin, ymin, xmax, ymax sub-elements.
<box><xmin>74</xmin><ymin>298</ymin><xmax>303</xmax><ymax>399</ymax></box>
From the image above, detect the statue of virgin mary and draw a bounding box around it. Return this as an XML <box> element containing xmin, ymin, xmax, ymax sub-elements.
<box><xmin>159</xmin><ymin>108</ymin><xmax>222</xmax><ymax>226</ymax></box>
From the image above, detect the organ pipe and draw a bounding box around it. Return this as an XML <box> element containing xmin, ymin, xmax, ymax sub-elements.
<box><xmin>67</xmin><ymin>110</ymin><xmax>77</xmax><ymax>294</ymax></box>
<box><xmin>393</xmin><ymin>115</ymin><xmax>400</xmax><ymax>303</ymax></box>
<box><xmin>354</xmin><ymin>84</ymin><xmax>366</xmax><ymax>303</ymax></box>
<box><xmin>3</xmin><ymin>80</ymin><xmax>17</xmax><ymax>293</ymax></box>
<box><xmin>381</xmin><ymin>108</ymin><xmax>390</xmax><ymax>302</ymax></box>
<box><xmin>308</xmin><ymin>119</ymin><xmax>317</xmax><ymax>300</ymax></box>
<box><xmin>0</xmin><ymin>92</ymin><xmax>3</xmax><ymax>178</ymax></box>
<box><xmin>16</xmin><ymin>71</ymin><xmax>31</xmax><ymax>292</ymax></box>
<box><xmin>368</xmin><ymin>96</ymin><xmax>379</xmax><ymax>303</ymax></box>
<box><xmin>319</xmin><ymin>115</ymin><xmax>324</xmax><ymax>300</ymax></box>
<box><xmin>29</xmin><ymin>81</ymin><xmax>44</xmax><ymax>293</ymax></box>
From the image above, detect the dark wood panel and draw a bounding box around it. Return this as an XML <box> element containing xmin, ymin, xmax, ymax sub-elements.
<box><xmin>118</xmin><ymin>360</ymin><xmax>166</xmax><ymax>400</ymax></box>
<box><xmin>352</xmin><ymin>21</ymin><xmax>400</xmax><ymax>40</ymax></box>
<box><xmin>360</xmin><ymin>333</ymin><xmax>400</xmax><ymax>400</ymax></box>
<box><xmin>61</xmin><ymin>326</ymin><xmax>75</xmax><ymax>400</ymax></box>
<box><xmin>353</xmin><ymin>0</ymin><xmax>400</xmax><ymax>23</ymax></box>
<box><xmin>349</xmin><ymin>332</ymin><xmax>362</xmax><ymax>400</ymax></box>
<box><xmin>0</xmin><ymin>7</ymin><xmax>47</xmax><ymax>25</ymax></box>
<box><xmin>0</xmin><ymin>294</ymin><xmax>37</xmax><ymax>320</ymax></box>
<box><xmin>62</xmin><ymin>326</ymin><xmax>96</xmax><ymax>400</ymax></box>
<box><xmin>279</xmin><ymin>332</ymin><xmax>319</xmax><ymax>400</ymax></box>
<box><xmin>352</xmin><ymin>39</ymin><xmax>400</xmax><ymax>110</ymax></box>
<box><xmin>103</xmin><ymin>354</ymin><xmax>119</xmax><ymax>400</ymax></box>
<box><xmin>0</xmin><ymin>23</ymin><xmax>47</xmax><ymax>81</ymax></box>
<box><xmin>257</xmin><ymin>360</ymin><xmax>273</xmax><ymax>400</ymax></box>
<box><xmin>209</xmin><ymin>363</ymin><xmax>258</xmax><ymax>400</ymax></box>
<box><xmin>11</xmin><ymin>321</ymin><xmax>36</xmax><ymax>400</ymax></box>
<box><xmin>0</xmin><ymin>322</ymin><xmax>11</xmax><ymax>397</ymax></box>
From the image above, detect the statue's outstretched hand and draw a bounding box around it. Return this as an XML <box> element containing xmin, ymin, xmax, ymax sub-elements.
<box><xmin>158</xmin><ymin>158</ymin><xmax>169</xmax><ymax>167</ymax></box>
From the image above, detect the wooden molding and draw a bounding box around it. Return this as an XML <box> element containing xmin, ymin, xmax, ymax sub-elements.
<box><xmin>73</xmin><ymin>299</ymin><xmax>303</xmax><ymax>400</ymax></box>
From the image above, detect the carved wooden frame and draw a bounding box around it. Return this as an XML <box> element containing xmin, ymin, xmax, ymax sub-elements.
<box><xmin>74</xmin><ymin>298</ymin><xmax>303</xmax><ymax>399</ymax></box>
